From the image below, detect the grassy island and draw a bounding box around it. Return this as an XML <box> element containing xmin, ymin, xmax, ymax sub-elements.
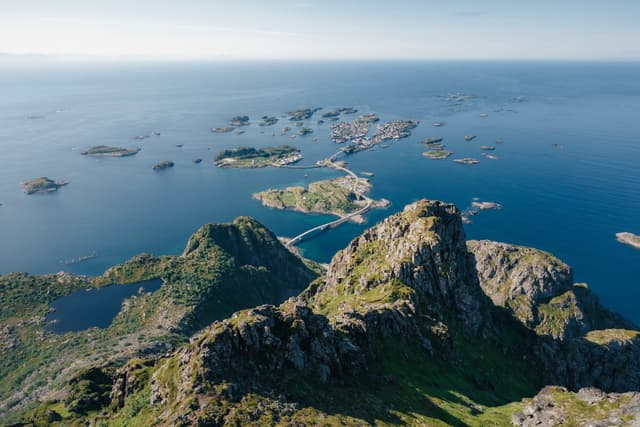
<box><xmin>22</xmin><ymin>177</ymin><xmax>68</xmax><ymax>194</ymax></box>
<box><xmin>214</xmin><ymin>145</ymin><xmax>302</xmax><ymax>168</ymax></box>
<box><xmin>423</xmin><ymin>149</ymin><xmax>452</xmax><ymax>159</ymax></box>
<box><xmin>254</xmin><ymin>176</ymin><xmax>387</xmax><ymax>220</ymax></box>
<box><xmin>81</xmin><ymin>145</ymin><xmax>140</xmax><ymax>157</ymax></box>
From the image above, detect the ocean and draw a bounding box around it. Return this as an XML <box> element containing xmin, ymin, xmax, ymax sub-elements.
<box><xmin>1</xmin><ymin>60</ymin><xmax>639</xmax><ymax>322</ymax></box>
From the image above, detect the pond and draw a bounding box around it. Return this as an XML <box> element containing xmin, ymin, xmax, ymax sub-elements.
<box><xmin>44</xmin><ymin>279</ymin><xmax>163</xmax><ymax>333</ymax></box>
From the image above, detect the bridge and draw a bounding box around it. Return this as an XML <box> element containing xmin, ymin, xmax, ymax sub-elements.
<box><xmin>285</xmin><ymin>150</ymin><xmax>374</xmax><ymax>248</ymax></box>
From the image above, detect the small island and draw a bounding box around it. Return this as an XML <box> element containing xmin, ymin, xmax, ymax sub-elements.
<box><xmin>214</xmin><ymin>145</ymin><xmax>302</xmax><ymax>168</ymax></box>
<box><xmin>322</xmin><ymin>107</ymin><xmax>358</xmax><ymax>118</ymax></box>
<box><xmin>253</xmin><ymin>176</ymin><xmax>388</xmax><ymax>222</ymax></box>
<box><xmin>298</xmin><ymin>127</ymin><xmax>313</xmax><ymax>136</ymax></box>
<box><xmin>423</xmin><ymin>150</ymin><xmax>453</xmax><ymax>160</ymax></box>
<box><xmin>464</xmin><ymin>135</ymin><xmax>477</xmax><ymax>141</ymax></box>
<box><xmin>152</xmin><ymin>161</ymin><xmax>174</xmax><ymax>171</ymax></box>
<box><xmin>472</xmin><ymin>201</ymin><xmax>502</xmax><ymax>210</ymax></box>
<box><xmin>192</xmin><ymin>158</ymin><xmax>203</xmax><ymax>164</ymax></box>
<box><xmin>479</xmin><ymin>145</ymin><xmax>495</xmax><ymax>150</ymax></box>
<box><xmin>286</xmin><ymin>108</ymin><xmax>322</xmax><ymax>121</ymax></box>
<box><xmin>211</xmin><ymin>127</ymin><xmax>235</xmax><ymax>133</ymax></box>
<box><xmin>259</xmin><ymin>116</ymin><xmax>279</xmax><ymax>126</ymax></box>
<box><xmin>420</xmin><ymin>137</ymin><xmax>443</xmax><ymax>145</ymax></box>
<box><xmin>229</xmin><ymin>116</ymin><xmax>250</xmax><ymax>126</ymax></box>
<box><xmin>81</xmin><ymin>145</ymin><xmax>140</xmax><ymax>157</ymax></box>
<box><xmin>22</xmin><ymin>177</ymin><xmax>68</xmax><ymax>194</ymax></box>
<box><xmin>453</xmin><ymin>158</ymin><xmax>480</xmax><ymax>165</ymax></box>
<box><xmin>616</xmin><ymin>232</ymin><xmax>640</xmax><ymax>250</ymax></box>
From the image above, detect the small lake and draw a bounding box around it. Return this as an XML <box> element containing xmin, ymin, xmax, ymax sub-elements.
<box><xmin>44</xmin><ymin>279</ymin><xmax>163</xmax><ymax>333</ymax></box>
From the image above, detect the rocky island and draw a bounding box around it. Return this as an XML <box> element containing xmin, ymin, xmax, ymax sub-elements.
<box><xmin>616</xmin><ymin>232</ymin><xmax>640</xmax><ymax>250</ymax></box>
<box><xmin>211</xmin><ymin>127</ymin><xmax>235</xmax><ymax>133</ymax></box>
<box><xmin>329</xmin><ymin>113</ymin><xmax>379</xmax><ymax>143</ymax></box>
<box><xmin>286</xmin><ymin>107</ymin><xmax>321</xmax><ymax>121</ymax></box>
<box><xmin>472</xmin><ymin>200</ymin><xmax>502</xmax><ymax>210</ymax></box>
<box><xmin>322</xmin><ymin>107</ymin><xmax>358</xmax><ymax>118</ymax></box>
<box><xmin>7</xmin><ymin>200</ymin><xmax>640</xmax><ymax>426</ymax></box>
<box><xmin>81</xmin><ymin>145</ymin><xmax>140</xmax><ymax>157</ymax></box>
<box><xmin>420</xmin><ymin>137</ymin><xmax>443</xmax><ymax>145</ymax></box>
<box><xmin>214</xmin><ymin>145</ymin><xmax>302</xmax><ymax>168</ymax></box>
<box><xmin>253</xmin><ymin>176</ymin><xmax>388</xmax><ymax>222</ymax></box>
<box><xmin>22</xmin><ymin>177</ymin><xmax>68</xmax><ymax>194</ymax></box>
<box><xmin>152</xmin><ymin>160</ymin><xmax>174</xmax><ymax>171</ymax></box>
<box><xmin>228</xmin><ymin>115</ymin><xmax>250</xmax><ymax>126</ymax></box>
<box><xmin>454</xmin><ymin>157</ymin><xmax>481</xmax><ymax>164</ymax></box>
<box><xmin>259</xmin><ymin>116</ymin><xmax>279</xmax><ymax>126</ymax></box>
<box><xmin>337</xmin><ymin>117</ymin><xmax>418</xmax><ymax>153</ymax></box>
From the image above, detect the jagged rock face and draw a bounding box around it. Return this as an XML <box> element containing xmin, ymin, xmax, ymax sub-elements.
<box><xmin>110</xmin><ymin>359</ymin><xmax>154</xmax><ymax>410</ymax></box>
<box><xmin>469</xmin><ymin>240</ymin><xmax>573</xmax><ymax>325</ymax></box>
<box><xmin>469</xmin><ymin>240</ymin><xmax>633</xmax><ymax>340</ymax></box>
<box><xmin>512</xmin><ymin>386</ymin><xmax>640</xmax><ymax>426</ymax></box>
<box><xmin>539</xmin><ymin>331</ymin><xmax>640</xmax><ymax>392</ymax></box>
<box><xmin>318</xmin><ymin>200</ymin><xmax>487</xmax><ymax>333</ymax></box>
<box><xmin>151</xmin><ymin>296</ymin><xmax>427</xmax><ymax>411</ymax></box>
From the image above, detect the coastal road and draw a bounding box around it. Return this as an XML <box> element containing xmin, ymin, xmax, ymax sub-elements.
<box><xmin>286</xmin><ymin>151</ymin><xmax>374</xmax><ymax>247</ymax></box>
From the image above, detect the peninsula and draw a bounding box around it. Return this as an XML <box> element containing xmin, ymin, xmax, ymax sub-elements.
<box><xmin>214</xmin><ymin>145</ymin><xmax>302</xmax><ymax>168</ymax></box>
<box><xmin>616</xmin><ymin>232</ymin><xmax>640</xmax><ymax>250</ymax></box>
<box><xmin>80</xmin><ymin>145</ymin><xmax>140</xmax><ymax>157</ymax></box>
<box><xmin>22</xmin><ymin>177</ymin><xmax>68</xmax><ymax>194</ymax></box>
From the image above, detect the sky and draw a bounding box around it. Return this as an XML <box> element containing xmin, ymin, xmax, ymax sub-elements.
<box><xmin>1</xmin><ymin>0</ymin><xmax>639</xmax><ymax>60</ymax></box>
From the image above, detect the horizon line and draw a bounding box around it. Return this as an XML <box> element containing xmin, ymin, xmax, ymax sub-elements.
<box><xmin>2</xmin><ymin>53</ymin><xmax>640</xmax><ymax>63</ymax></box>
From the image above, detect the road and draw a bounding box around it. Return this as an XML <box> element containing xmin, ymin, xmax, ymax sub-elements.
<box><xmin>285</xmin><ymin>150</ymin><xmax>374</xmax><ymax>248</ymax></box>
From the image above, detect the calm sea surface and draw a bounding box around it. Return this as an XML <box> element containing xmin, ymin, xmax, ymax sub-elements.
<box><xmin>1</xmin><ymin>60</ymin><xmax>639</xmax><ymax>322</ymax></box>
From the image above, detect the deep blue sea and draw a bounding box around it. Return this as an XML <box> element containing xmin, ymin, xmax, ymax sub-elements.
<box><xmin>1</xmin><ymin>60</ymin><xmax>639</xmax><ymax>322</ymax></box>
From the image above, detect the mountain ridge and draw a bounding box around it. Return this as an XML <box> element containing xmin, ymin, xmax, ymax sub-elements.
<box><xmin>6</xmin><ymin>200</ymin><xmax>640</xmax><ymax>426</ymax></box>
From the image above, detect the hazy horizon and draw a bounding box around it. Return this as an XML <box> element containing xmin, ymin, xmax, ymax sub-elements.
<box><xmin>2</xmin><ymin>0</ymin><xmax>640</xmax><ymax>61</ymax></box>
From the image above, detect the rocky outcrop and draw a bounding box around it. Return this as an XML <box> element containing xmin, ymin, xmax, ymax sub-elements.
<box><xmin>316</xmin><ymin>200</ymin><xmax>489</xmax><ymax>334</ymax></box>
<box><xmin>470</xmin><ymin>240</ymin><xmax>640</xmax><ymax>391</ymax></box>
<box><xmin>469</xmin><ymin>240</ymin><xmax>633</xmax><ymax>340</ymax></box>
<box><xmin>512</xmin><ymin>386</ymin><xmax>640</xmax><ymax>426</ymax></box>
<box><xmin>538</xmin><ymin>330</ymin><xmax>640</xmax><ymax>393</ymax></box>
<box><xmin>110</xmin><ymin>358</ymin><xmax>155</xmax><ymax>410</ymax></box>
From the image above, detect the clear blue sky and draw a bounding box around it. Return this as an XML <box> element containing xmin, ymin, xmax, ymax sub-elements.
<box><xmin>1</xmin><ymin>0</ymin><xmax>639</xmax><ymax>60</ymax></box>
